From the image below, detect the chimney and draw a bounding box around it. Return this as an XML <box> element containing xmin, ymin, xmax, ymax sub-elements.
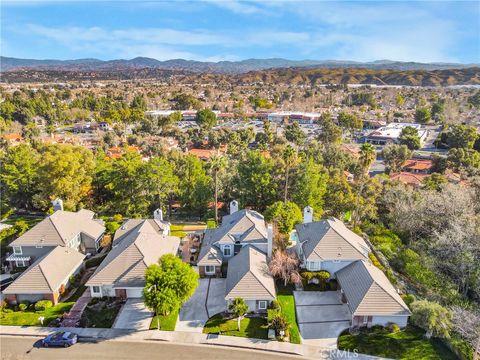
<box><xmin>303</xmin><ymin>206</ymin><xmax>313</xmax><ymax>224</ymax></box>
<box><xmin>267</xmin><ymin>224</ymin><xmax>273</xmax><ymax>259</ymax></box>
<box><xmin>230</xmin><ymin>200</ymin><xmax>239</xmax><ymax>215</ymax></box>
<box><xmin>52</xmin><ymin>198</ymin><xmax>63</xmax><ymax>212</ymax></box>
<box><xmin>153</xmin><ymin>208</ymin><xmax>163</xmax><ymax>221</ymax></box>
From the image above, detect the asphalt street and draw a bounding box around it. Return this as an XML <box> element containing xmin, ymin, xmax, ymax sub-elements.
<box><xmin>0</xmin><ymin>336</ymin><xmax>304</xmax><ymax>360</ymax></box>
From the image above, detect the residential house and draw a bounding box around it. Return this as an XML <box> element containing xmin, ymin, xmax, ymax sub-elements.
<box><xmin>295</xmin><ymin>207</ymin><xmax>370</xmax><ymax>276</ymax></box>
<box><xmin>336</xmin><ymin>260</ymin><xmax>411</xmax><ymax>328</ymax></box>
<box><xmin>197</xmin><ymin>201</ymin><xmax>270</xmax><ymax>277</ymax></box>
<box><xmin>197</xmin><ymin>201</ymin><xmax>276</xmax><ymax>312</ymax></box>
<box><xmin>3</xmin><ymin>246</ymin><xmax>85</xmax><ymax>305</ymax></box>
<box><xmin>225</xmin><ymin>246</ymin><xmax>276</xmax><ymax>312</ymax></box>
<box><xmin>7</xmin><ymin>205</ymin><xmax>105</xmax><ymax>269</ymax></box>
<box><xmin>389</xmin><ymin>172</ymin><xmax>427</xmax><ymax>188</ymax></box>
<box><xmin>86</xmin><ymin>219</ymin><xmax>179</xmax><ymax>299</ymax></box>
<box><xmin>401</xmin><ymin>159</ymin><xmax>433</xmax><ymax>174</ymax></box>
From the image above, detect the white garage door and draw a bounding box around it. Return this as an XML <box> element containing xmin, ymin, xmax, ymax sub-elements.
<box><xmin>126</xmin><ymin>288</ymin><xmax>144</xmax><ymax>298</ymax></box>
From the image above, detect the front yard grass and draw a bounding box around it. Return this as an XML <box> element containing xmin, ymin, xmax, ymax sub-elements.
<box><xmin>0</xmin><ymin>302</ymin><xmax>74</xmax><ymax>326</ymax></box>
<box><xmin>149</xmin><ymin>308</ymin><xmax>179</xmax><ymax>331</ymax></box>
<box><xmin>337</xmin><ymin>325</ymin><xmax>458</xmax><ymax>360</ymax></box>
<box><xmin>203</xmin><ymin>314</ymin><xmax>268</xmax><ymax>339</ymax></box>
<box><xmin>276</xmin><ymin>283</ymin><xmax>301</xmax><ymax>344</ymax></box>
<box><xmin>170</xmin><ymin>224</ymin><xmax>187</xmax><ymax>238</ymax></box>
<box><xmin>79</xmin><ymin>298</ymin><xmax>122</xmax><ymax>328</ymax></box>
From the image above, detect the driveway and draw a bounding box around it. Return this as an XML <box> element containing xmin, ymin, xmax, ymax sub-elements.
<box><xmin>294</xmin><ymin>291</ymin><xmax>351</xmax><ymax>348</ymax></box>
<box><xmin>113</xmin><ymin>298</ymin><xmax>153</xmax><ymax>330</ymax></box>
<box><xmin>175</xmin><ymin>278</ymin><xmax>227</xmax><ymax>333</ymax></box>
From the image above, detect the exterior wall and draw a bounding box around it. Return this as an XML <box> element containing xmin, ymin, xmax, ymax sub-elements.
<box><xmin>305</xmin><ymin>260</ymin><xmax>355</xmax><ymax>277</ymax></box>
<box><xmin>89</xmin><ymin>284</ymin><xmax>115</xmax><ymax>298</ymax></box>
<box><xmin>227</xmin><ymin>299</ymin><xmax>271</xmax><ymax>313</ymax></box>
<box><xmin>81</xmin><ymin>233</ymin><xmax>100</xmax><ymax>253</ymax></box>
<box><xmin>11</xmin><ymin>246</ymin><xmax>55</xmax><ymax>262</ymax></box>
<box><xmin>371</xmin><ymin>315</ymin><xmax>409</xmax><ymax>328</ymax></box>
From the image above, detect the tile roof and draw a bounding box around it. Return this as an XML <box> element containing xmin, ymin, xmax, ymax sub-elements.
<box><xmin>3</xmin><ymin>246</ymin><xmax>85</xmax><ymax>294</ymax></box>
<box><xmin>225</xmin><ymin>246</ymin><xmax>276</xmax><ymax>301</ymax></box>
<box><xmin>336</xmin><ymin>260</ymin><xmax>411</xmax><ymax>316</ymax></box>
<box><xmin>296</xmin><ymin>218</ymin><xmax>370</xmax><ymax>262</ymax></box>
<box><xmin>86</xmin><ymin>220</ymin><xmax>179</xmax><ymax>288</ymax></box>
<box><xmin>389</xmin><ymin>172</ymin><xmax>427</xmax><ymax>186</ymax></box>
<box><xmin>401</xmin><ymin>159</ymin><xmax>433</xmax><ymax>172</ymax></box>
<box><xmin>10</xmin><ymin>210</ymin><xmax>105</xmax><ymax>248</ymax></box>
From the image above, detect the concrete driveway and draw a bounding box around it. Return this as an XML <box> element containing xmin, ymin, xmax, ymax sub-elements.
<box><xmin>175</xmin><ymin>278</ymin><xmax>227</xmax><ymax>333</ymax></box>
<box><xmin>294</xmin><ymin>291</ymin><xmax>351</xmax><ymax>348</ymax></box>
<box><xmin>113</xmin><ymin>298</ymin><xmax>153</xmax><ymax>330</ymax></box>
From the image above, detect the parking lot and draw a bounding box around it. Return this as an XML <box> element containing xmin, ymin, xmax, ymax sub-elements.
<box><xmin>294</xmin><ymin>291</ymin><xmax>351</xmax><ymax>348</ymax></box>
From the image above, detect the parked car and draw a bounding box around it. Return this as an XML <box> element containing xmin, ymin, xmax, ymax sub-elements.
<box><xmin>42</xmin><ymin>331</ymin><xmax>78</xmax><ymax>347</ymax></box>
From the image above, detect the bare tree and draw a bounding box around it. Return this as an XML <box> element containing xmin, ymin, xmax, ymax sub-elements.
<box><xmin>269</xmin><ymin>250</ymin><xmax>302</xmax><ymax>286</ymax></box>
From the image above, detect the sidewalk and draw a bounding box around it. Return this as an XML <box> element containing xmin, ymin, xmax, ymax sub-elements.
<box><xmin>0</xmin><ymin>325</ymin><xmax>385</xmax><ymax>359</ymax></box>
<box><xmin>62</xmin><ymin>289</ymin><xmax>91</xmax><ymax>327</ymax></box>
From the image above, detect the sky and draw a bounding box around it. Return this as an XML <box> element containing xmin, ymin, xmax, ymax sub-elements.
<box><xmin>1</xmin><ymin>0</ymin><xmax>479</xmax><ymax>63</ymax></box>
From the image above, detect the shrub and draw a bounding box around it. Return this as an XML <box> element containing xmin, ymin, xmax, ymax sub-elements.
<box><xmin>0</xmin><ymin>300</ymin><xmax>8</xmax><ymax>310</ymax></box>
<box><xmin>369</xmin><ymin>252</ymin><xmax>385</xmax><ymax>271</ymax></box>
<box><xmin>267</xmin><ymin>308</ymin><xmax>281</xmax><ymax>323</ymax></box>
<box><xmin>327</xmin><ymin>279</ymin><xmax>338</xmax><ymax>291</ymax></box>
<box><xmin>401</xmin><ymin>294</ymin><xmax>416</xmax><ymax>308</ymax></box>
<box><xmin>112</xmin><ymin>214</ymin><xmax>123</xmax><ymax>223</ymax></box>
<box><xmin>105</xmin><ymin>221</ymin><xmax>120</xmax><ymax>235</ymax></box>
<box><xmin>34</xmin><ymin>300</ymin><xmax>53</xmax><ymax>311</ymax></box>
<box><xmin>269</xmin><ymin>299</ymin><xmax>280</xmax><ymax>310</ymax></box>
<box><xmin>18</xmin><ymin>303</ymin><xmax>28</xmax><ymax>311</ymax></box>
<box><xmin>386</xmin><ymin>322</ymin><xmax>400</xmax><ymax>333</ymax></box>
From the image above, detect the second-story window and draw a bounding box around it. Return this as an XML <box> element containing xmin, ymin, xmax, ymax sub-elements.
<box><xmin>223</xmin><ymin>245</ymin><xmax>232</xmax><ymax>256</ymax></box>
<box><xmin>13</xmin><ymin>246</ymin><xmax>22</xmax><ymax>255</ymax></box>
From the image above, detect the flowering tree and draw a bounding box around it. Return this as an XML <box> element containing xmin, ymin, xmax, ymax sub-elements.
<box><xmin>269</xmin><ymin>250</ymin><xmax>301</xmax><ymax>286</ymax></box>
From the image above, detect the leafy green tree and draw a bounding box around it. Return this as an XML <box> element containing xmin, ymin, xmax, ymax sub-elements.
<box><xmin>285</xmin><ymin>121</ymin><xmax>306</xmax><ymax>146</ymax></box>
<box><xmin>265</xmin><ymin>201</ymin><xmax>302</xmax><ymax>235</ymax></box>
<box><xmin>281</xmin><ymin>145</ymin><xmax>299</xmax><ymax>203</ymax></box>
<box><xmin>144</xmin><ymin>254</ymin><xmax>199</xmax><ymax>330</ymax></box>
<box><xmin>382</xmin><ymin>144</ymin><xmax>412</xmax><ymax>173</ymax></box>
<box><xmin>228</xmin><ymin>298</ymin><xmax>250</xmax><ymax>331</ymax></box>
<box><xmin>423</xmin><ymin>173</ymin><xmax>447</xmax><ymax>191</ymax></box>
<box><xmin>144</xmin><ymin>156</ymin><xmax>179</xmax><ymax>212</ymax></box>
<box><xmin>263</xmin><ymin>120</ymin><xmax>274</xmax><ymax>145</ymax></box>
<box><xmin>446</xmin><ymin>124</ymin><xmax>479</xmax><ymax>149</ymax></box>
<box><xmin>130</xmin><ymin>94</ymin><xmax>147</xmax><ymax>111</ymax></box>
<box><xmin>318</xmin><ymin>112</ymin><xmax>342</xmax><ymax>145</ymax></box>
<box><xmin>411</xmin><ymin>300</ymin><xmax>452</xmax><ymax>339</ymax></box>
<box><xmin>178</xmin><ymin>155</ymin><xmax>212</xmax><ymax>216</ymax></box>
<box><xmin>0</xmin><ymin>101</ymin><xmax>16</xmax><ymax>122</ymax></box>
<box><xmin>415</xmin><ymin>107</ymin><xmax>432</xmax><ymax>124</ymax></box>
<box><xmin>323</xmin><ymin>170</ymin><xmax>355</xmax><ymax>218</ymax></box>
<box><xmin>337</xmin><ymin>112</ymin><xmax>363</xmax><ymax>137</ymax></box>
<box><xmin>431</xmin><ymin>100</ymin><xmax>445</xmax><ymax>122</ymax></box>
<box><xmin>399</xmin><ymin>126</ymin><xmax>421</xmax><ymax>150</ymax></box>
<box><xmin>207</xmin><ymin>154</ymin><xmax>228</xmax><ymax>223</ymax></box>
<box><xmin>196</xmin><ymin>108</ymin><xmax>217</xmax><ymax>130</ymax></box>
<box><xmin>291</xmin><ymin>158</ymin><xmax>328</xmax><ymax>218</ymax></box>
<box><xmin>0</xmin><ymin>144</ymin><xmax>40</xmax><ymax>210</ymax></box>
<box><xmin>234</xmin><ymin>151</ymin><xmax>277</xmax><ymax>211</ymax></box>
<box><xmin>34</xmin><ymin>144</ymin><xmax>95</xmax><ymax>211</ymax></box>
<box><xmin>447</xmin><ymin>148</ymin><xmax>480</xmax><ymax>172</ymax></box>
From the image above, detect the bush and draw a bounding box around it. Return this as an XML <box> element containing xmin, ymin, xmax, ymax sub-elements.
<box><xmin>401</xmin><ymin>294</ymin><xmax>416</xmax><ymax>308</ymax></box>
<box><xmin>112</xmin><ymin>214</ymin><xmax>123</xmax><ymax>223</ymax></box>
<box><xmin>327</xmin><ymin>279</ymin><xmax>338</xmax><ymax>290</ymax></box>
<box><xmin>368</xmin><ymin>252</ymin><xmax>385</xmax><ymax>271</ymax></box>
<box><xmin>269</xmin><ymin>299</ymin><xmax>280</xmax><ymax>310</ymax></box>
<box><xmin>105</xmin><ymin>221</ymin><xmax>121</xmax><ymax>236</ymax></box>
<box><xmin>18</xmin><ymin>303</ymin><xmax>28</xmax><ymax>311</ymax></box>
<box><xmin>34</xmin><ymin>300</ymin><xmax>53</xmax><ymax>311</ymax></box>
<box><xmin>386</xmin><ymin>322</ymin><xmax>400</xmax><ymax>333</ymax></box>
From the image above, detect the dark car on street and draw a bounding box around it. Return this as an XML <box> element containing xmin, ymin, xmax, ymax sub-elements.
<box><xmin>42</xmin><ymin>331</ymin><xmax>78</xmax><ymax>347</ymax></box>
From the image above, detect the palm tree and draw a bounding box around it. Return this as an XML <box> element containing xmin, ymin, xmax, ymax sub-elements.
<box><xmin>229</xmin><ymin>298</ymin><xmax>249</xmax><ymax>331</ymax></box>
<box><xmin>207</xmin><ymin>154</ymin><xmax>228</xmax><ymax>223</ymax></box>
<box><xmin>359</xmin><ymin>143</ymin><xmax>376</xmax><ymax>175</ymax></box>
<box><xmin>282</xmin><ymin>145</ymin><xmax>299</xmax><ymax>204</ymax></box>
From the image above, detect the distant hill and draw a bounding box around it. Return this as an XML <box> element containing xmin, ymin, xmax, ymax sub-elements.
<box><xmin>1</xmin><ymin>56</ymin><xmax>478</xmax><ymax>73</ymax></box>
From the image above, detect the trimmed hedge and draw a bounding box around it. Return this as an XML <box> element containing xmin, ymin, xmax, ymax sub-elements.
<box><xmin>34</xmin><ymin>300</ymin><xmax>53</xmax><ymax>311</ymax></box>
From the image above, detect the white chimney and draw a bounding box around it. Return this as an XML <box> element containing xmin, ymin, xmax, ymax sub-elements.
<box><xmin>230</xmin><ymin>200</ymin><xmax>239</xmax><ymax>215</ymax></box>
<box><xmin>52</xmin><ymin>198</ymin><xmax>63</xmax><ymax>212</ymax></box>
<box><xmin>153</xmin><ymin>208</ymin><xmax>163</xmax><ymax>221</ymax></box>
<box><xmin>303</xmin><ymin>206</ymin><xmax>313</xmax><ymax>224</ymax></box>
<box><xmin>267</xmin><ymin>224</ymin><xmax>273</xmax><ymax>259</ymax></box>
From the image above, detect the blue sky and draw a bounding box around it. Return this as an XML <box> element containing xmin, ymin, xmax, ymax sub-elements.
<box><xmin>1</xmin><ymin>1</ymin><xmax>479</xmax><ymax>63</ymax></box>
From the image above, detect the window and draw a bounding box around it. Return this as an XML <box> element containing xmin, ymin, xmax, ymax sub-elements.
<box><xmin>92</xmin><ymin>286</ymin><xmax>100</xmax><ymax>294</ymax></box>
<box><xmin>309</xmin><ymin>261</ymin><xmax>320</xmax><ymax>271</ymax></box>
<box><xmin>15</xmin><ymin>259</ymin><xmax>25</xmax><ymax>267</ymax></box>
<box><xmin>223</xmin><ymin>245</ymin><xmax>232</xmax><ymax>256</ymax></box>
<box><xmin>258</xmin><ymin>301</ymin><xmax>267</xmax><ymax>310</ymax></box>
<box><xmin>205</xmin><ymin>266</ymin><xmax>215</xmax><ymax>274</ymax></box>
<box><xmin>13</xmin><ymin>246</ymin><xmax>22</xmax><ymax>255</ymax></box>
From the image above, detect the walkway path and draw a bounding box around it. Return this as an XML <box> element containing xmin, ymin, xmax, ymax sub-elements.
<box><xmin>61</xmin><ymin>289</ymin><xmax>91</xmax><ymax>327</ymax></box>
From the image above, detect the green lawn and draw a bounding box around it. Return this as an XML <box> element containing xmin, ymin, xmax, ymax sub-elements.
<box><xmin>79</xmin><ymin>298</ymin><xmax>121</xmax><ymax>328</ymax></box>
<box><xmin>2</xmin><ymin>216</ymin><xmax>43</xmax><ymax>227</ymax></box>
<box><xmin>149</xmin><ymin>308</ymin><xmax>179</xmax><ymax>330</ymax></box>
<box><xmin>206</xmin><ymin>219</ymin><xmax>217</xmax><ymax>229</ymax></box>
<box><xmin>203</xmin><ymin>314</ymin><xmax>268</xmax><ymax>339</ymax></box>
<box><xmin>64</xmin><ymin>285</ymin><xmax>87</xmax><ymax>302</ymax></box>
<box><xmin>276</xmin><ymin>283</ymin><xmax>301</xmax><ymax>344</ymax></box>
<box><xmin>338</xmin><ymin>326</ymin><xmax>458</xmax><ymax>360</ymax></box>
<box><xmin>170</xmin><ymin>224</ymin><xmax>187</xmax><ymax>238</ymax></box>
<box><xmin>0</xmin><ymin>302</ymin><xmax>74</xmax><ymax>326</ymax></box>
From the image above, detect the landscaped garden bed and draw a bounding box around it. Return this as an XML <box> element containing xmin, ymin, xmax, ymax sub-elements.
<box><xmin>0</xmin><ymin>300</ymin><xmax>74</xmax><ymax>326</ymax></box>
<box><xmin>203</xmin><ymin>313</ymin><xmax>268</xmax><ymax>339</ymax></box>
<box><xmin>337</xmin><ymin>325</ymin><xmax>458</xmax><ymax>360</ymax></box>
<box><xmin>276</xmin><ymin>283</ymin><xmax>301</xmax><ymax>344</ymax></box>
<box><xmin>79</xmin><ymin>297</ymin><xmax>122</xmax><ymax>328</ymax></box>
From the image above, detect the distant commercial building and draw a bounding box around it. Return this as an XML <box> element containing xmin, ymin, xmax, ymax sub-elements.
<box><xmin>267</xmin><ymin>111</ymin><xmax>321</xmax><ymax>124</ymax></box>
<box><xmin>365</xmin><ymin>123</ymin><xmax>427</xmax><ymax>145</ymax></box>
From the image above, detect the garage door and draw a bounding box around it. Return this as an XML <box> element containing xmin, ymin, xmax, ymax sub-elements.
<box><xmin>126</xmin><ymin>288</ymin><xmax>144</xmax><ymax>298</ymax></box>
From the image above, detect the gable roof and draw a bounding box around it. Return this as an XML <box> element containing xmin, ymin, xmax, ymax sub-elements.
<box><xmin>225</xmin><ymin>246</ymin><xmax>276</xmax><ymax>301</ymax></box>
<box><xmin>389</xmin><ymin>172</ymin><xmax>427</xmax><ymax>187</ymax></box>
<box><xmin>10</xmin><ymin>210</ymin><xmax>105</xmax><ymax>248</ymax></box>
<box><xmin>336</xmin><ymin>260</ymin><xmax>411</xmax><ymax>316</ymax></box>
<box><xmin>205</xmin><ymin>209</ymin><xmax>267</xmax><ymax>245</ymax></box>
<box><xmin>112</xmin><ymin>219</ymin><xmax>169</xmax><ymax>247</ymax></box>
<box><xmin>3</xmin><ymin>246</ymin><xmax>85</xmax><ymax>294</ymax></box>
<box><xmin>296</xmin><ymin>218</ymin><xmax>370</xmax><ymax>262</ymax></box>
<box><xmin>86</xmin><ymin>220</ymin><xmax>179</xmax><ymax>288</ymax></box>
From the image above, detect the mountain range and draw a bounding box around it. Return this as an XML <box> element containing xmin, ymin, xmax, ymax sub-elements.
<box><xmin>1</xmin><ymin>56</ymin><xmax>478</xmax><ymax>74</ymax></box>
